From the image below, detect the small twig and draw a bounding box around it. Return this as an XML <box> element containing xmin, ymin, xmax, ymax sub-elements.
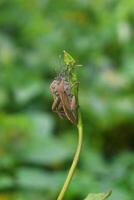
<box><xmin>57</xmin><ymin>110</ymin><xmax>83</xmax><ymax>200</ymax></box>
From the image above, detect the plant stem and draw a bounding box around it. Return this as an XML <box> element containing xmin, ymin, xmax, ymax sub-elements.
<box><xmin>57</xmin><ymin>110</ymin><xmax>83</xmax><ymax>200</ymax></box>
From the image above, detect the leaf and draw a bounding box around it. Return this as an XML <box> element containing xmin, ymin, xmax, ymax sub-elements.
<box><xmin>84</xmin><ymin>191</ymin><xmax>112</xmax><ymax>200</ymax></box>
<box><xmin>63</xmin><ymin>50</ymin><xmax>76</xmax><ymax>66</ymax></box>
<box><xmin>22</xmin><ymin>136</ymin><xmax>74</xmax><ymax>165</ymax></box>
<box><xmin>16</xmin><ymin>168</ymin><xmax>65</xmax><ymax>191</ymax></box>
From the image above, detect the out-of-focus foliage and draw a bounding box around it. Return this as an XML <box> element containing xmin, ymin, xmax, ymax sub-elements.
<box><xmin>0</xmin><ymin>0</ymin><xmax>134</xmax><ymax>200</ymax></box>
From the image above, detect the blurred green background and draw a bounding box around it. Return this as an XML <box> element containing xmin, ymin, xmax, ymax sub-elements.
<box><xmin>0</xmin><ymin>0</ymin><xmax>134</xmax><ymax>200</ymax></box>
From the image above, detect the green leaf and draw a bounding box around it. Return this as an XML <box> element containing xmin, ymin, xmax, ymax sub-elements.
<box><xmin>84</xmin><ymin>191</ymin><xmax>112</xmax><ymax>200</ymax></box>
<box><xmin>63</xmin><ymin>50</ymin><xmax>76</xmax><ymax>66</ymax></box>
<box><xmin>16</xmin><ymin>168</ymin><xmax>65</xmax><ymax>191</ymax></box>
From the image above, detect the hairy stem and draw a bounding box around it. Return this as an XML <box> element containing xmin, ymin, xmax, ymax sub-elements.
<box><xmin>57</xmin><ymin>110</ymin><xmax>83</xmax><ymax>200</ymax></box>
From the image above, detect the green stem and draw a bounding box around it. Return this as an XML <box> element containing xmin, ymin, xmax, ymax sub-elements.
<box><xmin>57</xmin><ymin>110</ymin><xmax>83</xmax><ymax>200</ymax></box>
